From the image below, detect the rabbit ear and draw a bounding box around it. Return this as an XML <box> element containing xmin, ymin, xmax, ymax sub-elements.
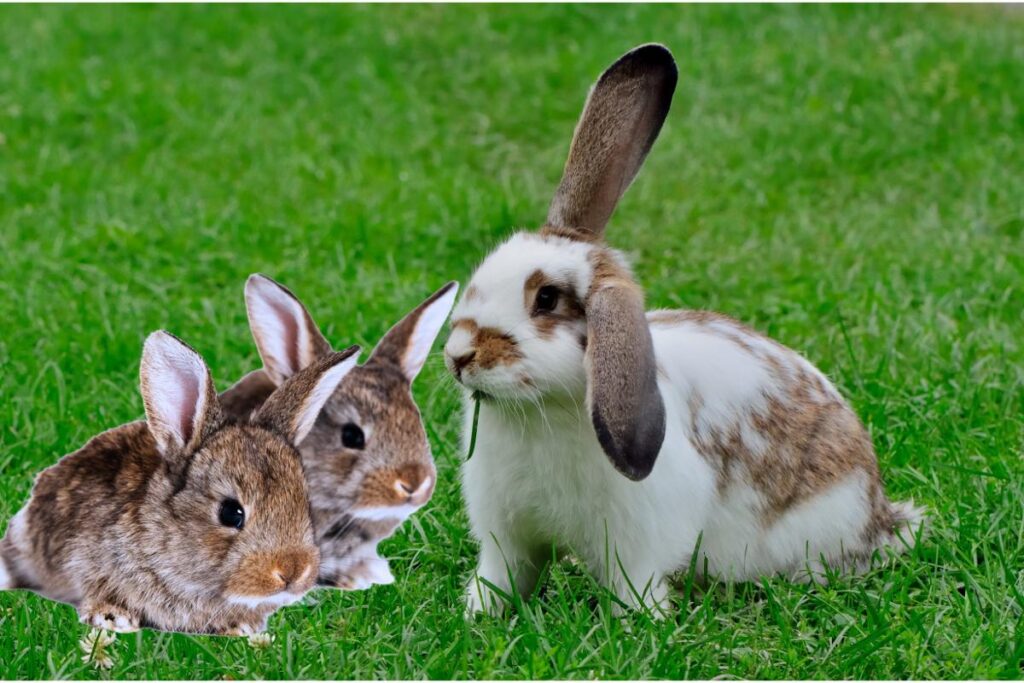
<box><xmin>140</xmin><ymin>331</ymin><xmax>221</xmax><ymax>458</ymax></box>
<box><xmin>245</xmin><ymin>274</ymin><xmax>333</xmax><ymax>386</ymax></box>
<box><xmin>545</xmin><ymin>44</ymin><xmax>677</xmax><ymax>241</ymax></box>
<box><xmin>253</xmin><ymin>346</ymin><xmax>360</xmax><ymax>444</ymax></box>
<box><xmin>585</xmin><ymin>267</ymin><xmax>666</xmax><ymax>481</ymax></box>
<box><xmin>368</xmin><ymin>281</ymin><xmax>459</xmax><ymax>383</ymax></box>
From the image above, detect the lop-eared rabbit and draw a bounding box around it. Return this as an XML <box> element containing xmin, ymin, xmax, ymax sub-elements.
<box><xmin>444</xmin><ymin>44</ymin><xmax>924</xmax><ymax>616</ymax></box>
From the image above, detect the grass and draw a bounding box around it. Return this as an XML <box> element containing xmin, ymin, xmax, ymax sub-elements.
<box><xmin>0</xmin><ymin>4</ymin><xmax>1022</xmax><ymax>679</ymax></box>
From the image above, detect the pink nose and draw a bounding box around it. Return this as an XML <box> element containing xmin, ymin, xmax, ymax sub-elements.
<box><xmin>271</xmin><ymin>552</ymin><xmax>316</xmax><ymax>590</ymax></box>
<box><xmin>394</xmin><ymin>463</ymin><xmax>434</xmax><ymax>502</ymax></box>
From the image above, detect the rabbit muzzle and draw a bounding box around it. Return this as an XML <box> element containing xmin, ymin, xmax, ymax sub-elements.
<box><xmin>349</xmin><ymin>461</ymin><xmax>436</xmax><ymax>522</ymax></box>
<box><xmin>224</xmin><ymin>546</ymin><xmax>319</xmax><ymax>607</ymax></box>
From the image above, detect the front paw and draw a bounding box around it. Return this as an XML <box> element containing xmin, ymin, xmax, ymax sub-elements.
<box><xmin>224</xmin><ymin>623</ymin><xmax>261</xmax><ymax>637</ymax></box>
<box><xmin>324</xmin><ymin>557</ymin><xmax>395</xmax><ymax>591</ymax></box>
<box><xmin>78</xmin><ymin>604</ymin><xmax>141</xmax><ymax>633</ymax></box>
<box><xmin>212</xmin><ymin>620</ymin><xmax>266</xmax><ymax>637</ymax></box>
<box><xmin>465</xmin><ymin>577</ymin><xmax>508</xmax><ymax>618</ymax></box>
<box><xmin>358</xmin><ymin>556</ymin><xmax>395</xmax><ymax>586</ymax></box>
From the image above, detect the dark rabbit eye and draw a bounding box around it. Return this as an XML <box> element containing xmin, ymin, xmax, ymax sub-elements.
<box><xmin>535</xmin><ymin>285</ymin><xmax>559</xmax><ymax>313</ymax></box>
<box><xmin>218</xmin><ymin>499</ymin><xmax>245</xmax><ymax>530</ymax></box>
<box><xmin>341</xmin><ymin>423</ymin><xmax>365</xmax><ymax>450</ymax></box>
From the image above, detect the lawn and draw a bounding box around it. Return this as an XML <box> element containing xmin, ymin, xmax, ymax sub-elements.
<box><xmin>0</xmin><ymin>4</ymin><xmax>1022</xmax><ymax>679</ymax></box>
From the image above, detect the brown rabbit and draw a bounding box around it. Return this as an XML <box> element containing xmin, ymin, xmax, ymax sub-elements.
<box><xmin>220</xmin><ymin>275</ymin><xmax>458</xmax><ymax>590</ymax></box>
<box><xmin>0</xmin><ymin>331</ymin><xmax>359</xmax><ymax>635</ymax></box>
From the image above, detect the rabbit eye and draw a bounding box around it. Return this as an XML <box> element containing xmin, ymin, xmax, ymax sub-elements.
<box><xmin>341</xmin><ymin>423</ymin><xmax>365</xmax><ymax>450</ymax></box>
<box><xmin>218</xmin><ymin>499</ymin><xmax>245</xmax><ymax>530</ymax></box>
<box><xmin>534</xmin><ymin>285</ymin><xmax>559</xmax><ymax>313</ymax></box>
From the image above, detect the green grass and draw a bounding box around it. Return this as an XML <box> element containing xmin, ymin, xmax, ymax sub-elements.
<box><xmin>1</xmin><ymin>4</ymin><xmax>1022</xmax><ymax>679</ymax></box>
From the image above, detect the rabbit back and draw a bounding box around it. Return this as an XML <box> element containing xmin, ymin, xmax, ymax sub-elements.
<box><xmin>650</xmin><ymin>310</ymin><xmax>922</xmax><ymax>577</ymax></box>
<box><xmin>3</xmin><ymin>422</ymin><xmax>158</xmax><ymax>605</ymax></box>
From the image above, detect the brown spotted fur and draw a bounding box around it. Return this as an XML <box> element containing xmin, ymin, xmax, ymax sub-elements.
<box><xmin>449</xmin><ymin>319</ymin><xmax>523</xmax><ymax>372</ymax></box>
<box><xmin>449</xmin><ymin>44</ymin><xmax>920</xmax><ymax>614</ymax></box>
<box><xmin>653</xmin><ymin>309</ymin><xmax>901</xmax><ymax>541</ymax></box>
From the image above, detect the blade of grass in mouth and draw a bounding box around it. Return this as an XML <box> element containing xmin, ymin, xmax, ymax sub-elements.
<box><xmin>466</xmin><ymin>391</ymin><xmax>483</xmax><ymax>460</ymax></box>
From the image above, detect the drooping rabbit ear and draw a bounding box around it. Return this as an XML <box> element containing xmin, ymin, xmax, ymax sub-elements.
<box><xmin>245</xmin><ymin>274</ymin><xmax>334</xmax><ymax>387</ymax></box>
<box><xmin>140</xmin><ymin>331</ymin><xmax>221</xmax><ymax>458</ymax></box>
<box><xmin>584</xmin><ymin>263</ymin><xmax>666</xmax><ymax>481</ymax></box>
<box><xmin>253</xmin><ymin>346</ymin><xmax>360</xmax><ymax>444</ymax></box>
<box><xmin>545</xmin><ymin>44</ymin><xmax>677</xmax><ymax>242</ymax></box>
<box><xmin>368</xmin><ymin>281</ymin><xmax>459</xmax><ymax>383</ymax></box>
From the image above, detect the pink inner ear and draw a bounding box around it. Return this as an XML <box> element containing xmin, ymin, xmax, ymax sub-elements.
<box><xmin>175</xmin><ymin>368</ymin><xmax>201</xmax><ymax>446</ymax></box>
<box><xmin>268</xmin><ymin>298</ymin><xmax>301</xmax><ymax>376</ymax></box>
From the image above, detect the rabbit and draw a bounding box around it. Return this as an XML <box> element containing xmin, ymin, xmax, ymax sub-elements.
<box><xmin>0</xmin><ymin>331</ymin><xmax>359</xmax><ymax>635</ymax></box>
<box><xmin>442</xmin><ymin>43</ymin><xmax>926</xmax><ymax>617</ymax></box>
<box><xmin>219</xmin><ymin>275</ymin><xmax>458</xmax><ymax>591</ymax></box>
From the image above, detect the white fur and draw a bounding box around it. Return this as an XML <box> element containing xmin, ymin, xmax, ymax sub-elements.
<box><xmin>293</xmin><ymin>354</ymin><xmax>359</xmax><ymax>443</ymax></box>
<box><xmin>228</xmin><ymin>591</ymin><xmax>304</xmax><ymax>609</ymax></box>
<box><xmin>401</xmin><ymin>283</ymin><xmax>459</xmax><ymax>381</ymax></box>
<box><xmin>140</xmin><ymin>331</ymin><xmax>212</xmax><ymax>453</ymax></box>
<box><xmin>245</xmin><ymin>274</ymin><xmax>322</xmax><ymax>383</ymax></box>
<box><xmin>700</xmin><ymin>470</ymin><xmax>873</xmax><ymax>582</ymax></box>
<box><xmin>0</xmin><ymin>555</ymin><xmax>10</xmax><ymax>590</ymax></box>
<box><xmin>350</xmin><ymin>503</ymin><xmax>420</xmax><ymax>522</ymax></box>
<box><xmin>451</xmin><ymin>236</ymin><xmax>909</xmax><ymax>616</ymax></box>
<box><xmin>83</xmin><ymin>612</ymin><xmax>140</xmax><ymax>633</ymax></box>
<box><xmin>319</xmin><ymin>547</ymin><xmax>394</xmax><ymax>589</ymax></box>
<box><xmin>447</xmin><ymin>232</ymin><xmax>596</xmax><ymax>400</ymax></box>
<box><xmin>359</xmin><ymin>556</ymin><xmax>395</xmax><ymax>586</ymax></box>
<box><xmin>342</xmin><ymin>573</ymin><xmax>375</xmax><ymax>591</ymax></box>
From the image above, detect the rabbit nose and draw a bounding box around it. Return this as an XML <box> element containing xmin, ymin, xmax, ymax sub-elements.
<box><xmin>272</xmin><ymin>558</ymin><xmax>314</xmax><ymax>590</ymax></box>
<box><xmin>450</xmin><ymin>350</ymin><xmax>476</xmax><ymax>376</ymax></box>
<box><xmin>393</xmin><ymin>464</ymin><xmax>434</xmax><ymax>502</ymax></box>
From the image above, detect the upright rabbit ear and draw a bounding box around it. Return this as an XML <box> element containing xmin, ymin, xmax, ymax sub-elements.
<box><xmin>585</xmin><ymin>260</ymin><xmax>666</xmax><ymax>481</ymax></box>
<box><xmin>368</xmin><ymin>281</ymin><xmax>459</xmax><ymax>383</ymax></box>
<box><xmin>545</xmin><ymin>44</ymin><xmax>677</xmax><ymax>242</ymax></box>
<box><xmin>140</xmin><ymin>331</ymin><xmax>221</xmax><ymax>458</ymax></box>
<box><xmin>253</xmin><ymin>346</ymin><xmax>360</xmax><ymax>444</ymax></box>
<box><xmin>245</xmin><ymin>274</ymin><xmax>334</xmax><ymax>387</ymax></box>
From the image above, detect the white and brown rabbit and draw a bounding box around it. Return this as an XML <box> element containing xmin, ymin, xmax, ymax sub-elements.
<box><xmin>443</xmin><ymin>44</ymin><xmax>926</xmax><ymax>616</ymax></box>
<box><xmin>0</xmin><ymin>331</ymin><xmax>359</xmax><ymax>635</ymax></box>
<box><xmin>220</xmin><ymin>275</ymin><xmax>458</xmax><ymax>591</ymax></box>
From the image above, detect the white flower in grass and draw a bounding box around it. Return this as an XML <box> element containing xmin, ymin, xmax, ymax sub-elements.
<box><xmin>247</xmin><ymin>632</ymin><xmax>275</xmax><ymax>649</ymax></box>
<box><xmin>79</xmin><ymin>629</ymin><xmax>117</xmax><ymax>670</ymax></box>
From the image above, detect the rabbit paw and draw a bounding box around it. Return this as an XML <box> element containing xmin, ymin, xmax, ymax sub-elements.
<box><xmin>79</xmin><ymin>604</ymin><xmax>141</xmax><ymax>633</ymax></box>
<box><xmin>356</xmin><ymin>556</ymin><xmax>395</xmax><ymax>586</ymax></box>
<box><xmin>325</xmin><ymin>556</ymin><xmax>394</xmax><ymax>591</ymax></box>
<box><xmin>464</xmin><ymin>578</ymin><xmax>508</xmax><ymax>618</ymax></box>
<box><xmin>213</xmin><ymin>620</ymin><xmax>266</xmax><ymax>637</ymax></box>
<box><xmin>225</xmin><ymin>623</ymin><xmax>260</xmax><ymax>637</ymax></box>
